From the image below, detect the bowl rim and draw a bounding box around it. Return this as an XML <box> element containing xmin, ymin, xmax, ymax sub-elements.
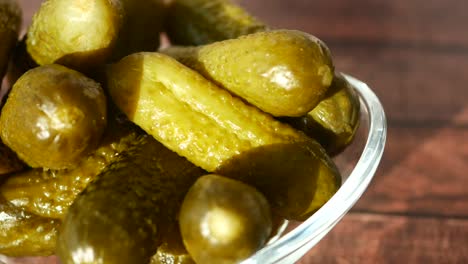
<box><xmin>242</xmin><ymin>73</ymin><xmax>387</xmax><ymax>264</ymax></box>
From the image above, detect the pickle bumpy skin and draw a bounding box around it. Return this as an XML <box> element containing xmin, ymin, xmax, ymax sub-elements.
<box><xmin>57</xmin><ymin>134</ymin><xmax>205</xmax><ymax>264</ymax></box>
<box><xmin>165</xmin><ymin>0</ymin><xmax>267</xmax><ymax>45</ymax></box>
<box><xmin>0</xmin><ymin>118</ymin><xmax>142</xmax><ymax>219</ymax></box>
<box><xmin>285</xmin><ymin>73</ymin><xmax>361</xmax><ymax>155</ymax></box>
<box><xmin>26</xmin><ymin>0</ymin><xmax>123</xmax><ymax>70</ymax></box>
<box><xmin>0</xmin><ymin>196</ymin><xmax>59</xmax><ymax>256</ymax></box>
<box><xmin>107</xmin><ymin>52</ymin><xmax>340</xmax><ymax>220</ymax></box>
<box><xmin>162</xmin><ymin>30</ymin><xmax>334</xmax><ymax>117</ymax></box>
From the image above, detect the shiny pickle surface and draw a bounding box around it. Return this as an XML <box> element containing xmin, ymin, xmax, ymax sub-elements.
<box><xmin>57</xmin><ymin>134</ymin><xmax>205</xmax><ymax>264</ymax></box>
<box><xmin>107</xmin><ymin>52</ymin><xmax>340</xmax><ymax>220</ymax></box>
<box><xmin>0</xmin><ymin>64</ymin><xmax>107</xmax><ymax>170</ymax></box>
<box><xmin>285</xmin><ymin>74</ymin><xmax>361</xmax><ymax>155</ymax></box>
<box><xmin>179</xmin><ymin>174</ymin><xmax>272</xmax><ymax>264</ymax></box>
<box><xmin>0</xmin><ymin>0</ymin><xmax>21</xmax><ymax>79</ymax></box>
<box><xmin>165</xmin><ymin>0</ymin><xmax>266</xmax><ymax>46</ymax></box>
<box><xmin>0</xmin><ymin>196</ymin><xmax>59</xmax><ymax>256</ymax></box>
<box><xmin>0</xmin><ymin>140</ymin><xmax>25</xmax><ymax>175</ymax></box>
<box><xmin>26</xmin><ymin>0</ymin><xmax>123</xmax><ymax>70</ymax></box>
<box><xmin>112</xmin><ymin>0</ymin><xmax>166</xmax><ymax>60</ymax></box>
<box><xmin>162</xmin><ymin>30</ymin><xmax>334</xmax><ymax>117</ymax></box>
<box><xmin>0</xmin><ymin>116</ymin><xmax>142</xmax><ymax>219</ymax></box>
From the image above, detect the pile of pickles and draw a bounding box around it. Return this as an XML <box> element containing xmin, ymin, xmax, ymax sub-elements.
<box><xmin>0</xmin><ymin>0</ymin><xmax>360</xmax><ymax>263</ymax></box>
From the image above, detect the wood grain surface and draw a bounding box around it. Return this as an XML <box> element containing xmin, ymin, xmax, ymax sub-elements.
<box><xmin>2</xmin><ymin>0</ymin><xmax>467</xmax><ymax>263</ymax></box>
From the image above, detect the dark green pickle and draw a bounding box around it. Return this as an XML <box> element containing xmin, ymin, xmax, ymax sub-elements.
<box><xmin>0</xmin><ymin>64</ymin><xmax>107</xmax><ymax>170</ymax></box>
<box><xmin>0</xmin><ymin>116</ymin><xmax>142</xmax><ymax>219</ymax></box>
<box><xmin>0</xmin><ymin>196</ymin><xmax>60</xmax><ymax>256</ymax></box>
<box><xmin>165</xmin><ymin>0</ymin><xmax>267</xmax><ymax>45</ymax></box>
<box><xmin>57</xmin><ymin>135</ymin><xmax>205</xmax><ymax>264</ymax></box>
<box><xmin>150</xmin><ymin>225</ymin><xmax>195</xmax><ymax>264</ymax></box>
<box><xmin>285</xmin><ymin>74</ymin><xmax>361</xmax><ymax>155</ymax></box>
<box><xmin>179</xmin><ymin>174</ymin><xmax>272</xmax><ymax>264</ymax></box>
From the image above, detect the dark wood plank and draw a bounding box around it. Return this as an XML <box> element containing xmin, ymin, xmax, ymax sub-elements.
<box><xmin>353</xmin><ymin>125</ymin><xmax>468</xmax><ymax>217</ymax></box>
<box><xmin>300</xmin><ymin>213</ymin><xmax>468</xmax><ymax>263</ymax></box>
<box><xmin>238</xmin><ymin>0</ymin><xmax>468</xmax><ymax>49</ymax></box>
<box><xmin>331</xmin><ymin>45</ymin><xmax>468</xmax><ymax>124</ymax></box>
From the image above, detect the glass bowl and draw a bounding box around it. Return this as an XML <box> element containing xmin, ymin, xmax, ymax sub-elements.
<box><xmin>243</xmin><ymin>73</ymin><xmax>387</xmax><ymax>263</ymax></box>
<box><xmin>1</xmin><ymin>74</ymin><xmax>386</xmax><ymax>264</ymax></box>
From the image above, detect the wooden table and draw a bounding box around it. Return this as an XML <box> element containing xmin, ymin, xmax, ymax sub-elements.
<box><xmin>5</xmin><ymin>0</ymin><xmax>468</xmax><ymax>263</ymax></box>
<box><xmin>238</xmin><ymin>1</ymin><xmax>468</xmax><ymax>263</ymax></box>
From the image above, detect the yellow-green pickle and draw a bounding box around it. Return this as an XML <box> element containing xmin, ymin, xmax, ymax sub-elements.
<box><xmin>0</xmin><ymin>0</ymin><xmax>21</xmax><ymax>79</ymax></box>
<box><xmin>0</xmin><ymin>115</ymin><xmax>142</xmax><ymax>219</ymax></box>
<box><xmin>26</xmin><ymin>0</ymin><xmax>124</xmax><ymax>70</ymax></box>
<box><xmin>285</xmin><ymin>74</ymin><xmax>361</xmax><ymax>155</ymax></box>
<box><xmin>162</xmin><ymin>30</ymin><xmax>334</xmax><ymax>117</ymax></box>
<box><xmin>107</xmin><ymin>52</ymin><xmax>340</xmax><ymax>221</ymax></box>
<box><xmin>0</xmin><ymin>196</ymin><xmax>59</xmax><ymax>256</ymax></box>
<box><xmin>165</xmin><ymin>0</ymin><xmax>267</xmax><ymax>46</ymax></box>
<box><xmin>0</xmin><ymin>64</ymin><xmax>107</xmax><ymax>170</ymax></box>
<box><xmin>57</xmin><ymin>134</ymin><xmax>205</xmax><ymax>264</ymax></box>
<box><xmin>179</xmin><ymin>174</ymin><xmax>272</xmax><ymax>264</ymax></box>
<box><xmin>0</xmin><ymin>0</ymin><xmax>359</xmax><ymax>261</ymax></box>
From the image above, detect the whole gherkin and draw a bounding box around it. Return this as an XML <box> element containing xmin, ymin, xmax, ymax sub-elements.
<box><xmin>162</xmin><ymin>30</ymin><xmax>335</xmax><ymax>117</ymax></box>
<box><xmin>165</xmin><ymin>0</ymin><xmax>267</xmax><ymax>45</ymax></box>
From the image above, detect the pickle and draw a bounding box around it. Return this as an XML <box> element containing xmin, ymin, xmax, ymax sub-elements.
<box><xmin>162</xmin><ymin>30</ymin><xmax>334</xmax><ymax>117</ymax></box>
<box><xmin>0</xmin><ymin>116</ymin><xmax>142</xmax><ymax>219</ymax></box>
<box><xmin>285</xmin><ymin>74</ymin><xmax>361</xmax><ymax>155</ymax></box>
<box><xmin>0</xmin><ymin>64</ymin><xmax>107</xmax><ymax>170</ymax></box>
<box><xmin>26</xmin><ymin>0</ymin><xmax>123</xmax><ymax>70</ymax></box>
<box><xmin>107</xmin><ymin>52</ymin><xmax>340</xmax><ymax>220</ymax></box>
<box><xmin>0</xmin><ymin>196</ymin><xmax>59</xmax><ymax>256</ymax></box>
<box><xmin>150</xmin><ymin>225</ymin><xmax>195</xmax><ymax>264</ymax></box>
<box><xmin>0</xmin><ymin>140</ymin><xmax>25</xmax><ymax>176</ymax></box>
<box><xmin>57</xmin><ymin>134</ymin><xmax>205</xmax><ymax>264</ymax></box>
<box><xmin>112</xmin><ymin>0</ymin><xmax>166</xmax><ymax>60</ymax></box>
<box><xmin>179</xmin><ymin>174</ymin><xmax>272</xmax><ymax>264</ymax></box>
<box><xmin>0</xmin><ymin>0</ymin><xmax>21</xmax><ymax>79</ymax></box>
<box><xmin>165</xmin><ymin>0</ymin><xmax>266</xmax><ymax>46</ymax></box>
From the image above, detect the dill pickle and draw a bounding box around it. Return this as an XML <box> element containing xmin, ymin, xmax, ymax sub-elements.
<box><xmin>162</xmin><ymin>30</ymin><xmax>334</xmax><ymax>117</ymax></box>
<box><xmin>0</xmin><ymin>64</ymin><xmax>107</xmax><ymax>170</ymax></box>
<box><xmin>112</xmin><ymin>0</ymin><xmax>166</xmax><ymax>60</ymax></box>
<box><xmin>165</xmin><ymin>0</ymin><xmax>266</xmax><ymax>46</ymax></box>
<box><xmin>179</xmin><ymin>174</ymin><xmax>272</xmax><ymax>264</ymax></box>
<box><xmin>285</xmin><ymin>74</ymin><xmax>360</xmax><ymax>155</ymax></box>
<box><xmin>26</xmin><ymin>0</ymin><xmax>123</xmax><ymax>70</ymax></box>
<box><xmin>150</xmin><ymin>225</ymin><xmax>195</xmax><ymax>264</ymax></box>
<box><xmin>0</xmin><ymin>116</ymin><xmax>142</xmax><ymax>219</ymax></box>
<box><xmin>107</xmin><ymin>52</ymin><xmax>340</xmax><ymax>220</ymax></box>
<box><xmin>0</xmin><ymin>140</ymin><xmax>25</xmax><ymax>176</ymax></box>
<box><xmin>0</xmin><ymin>196</ymin><xmax>59</xmax><ymax>256</ymax></box>
<box><xmin>57</xmin><ymin>134</ymin><xmax>205</xmax><ymax>264</ymax></box>
<box><xmin>0</xmin><ymin>0</ymin><xmax>21</xmax><ymax>79</ymax></box>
